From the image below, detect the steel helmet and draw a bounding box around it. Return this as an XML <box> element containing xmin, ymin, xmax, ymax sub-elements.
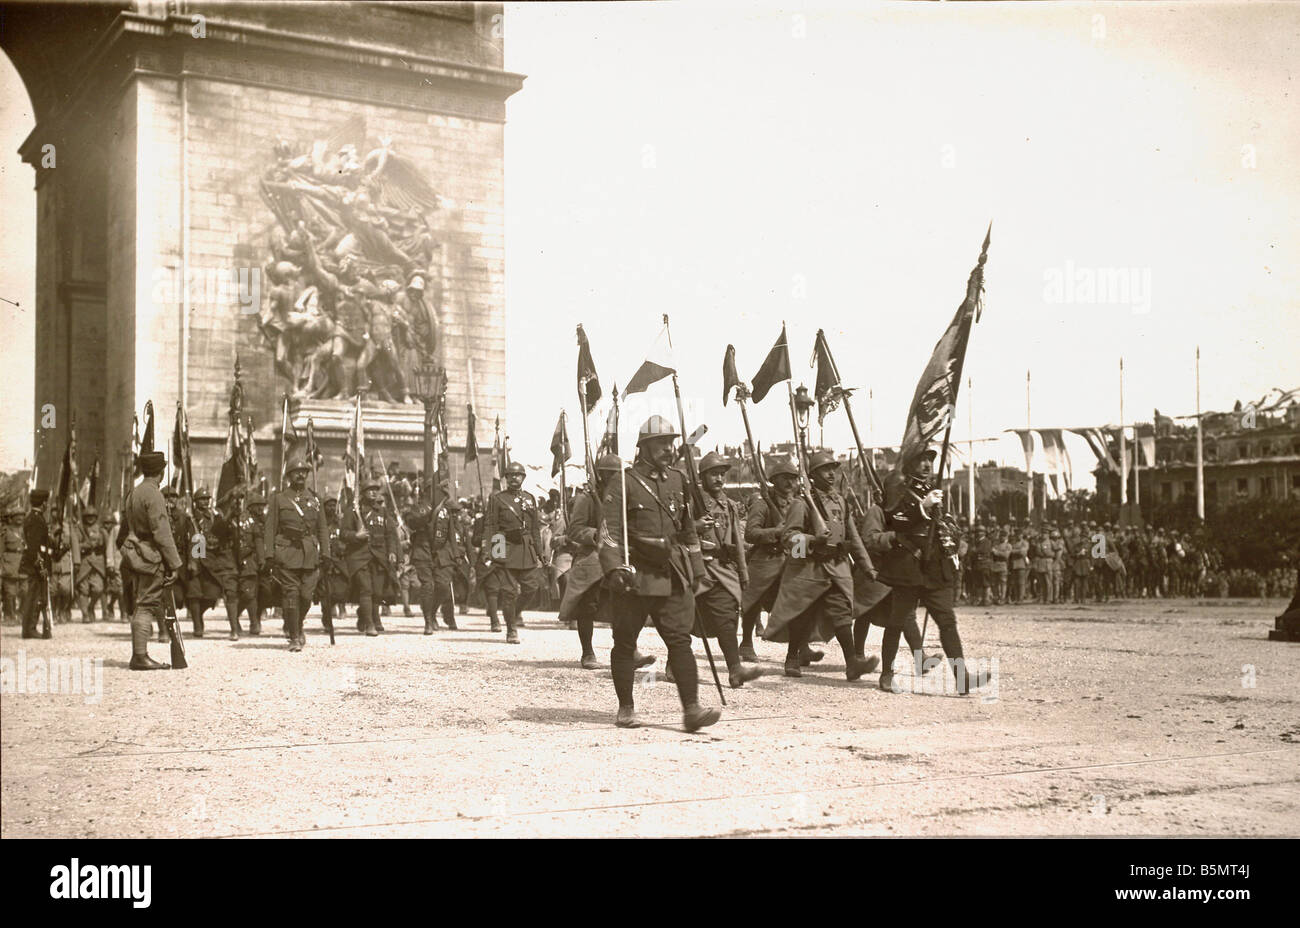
<box><xmin>636</xmin><ymin>415</ymin><xmax>679</xmax><ymax>445</ymax></box>
<box><xmin>504</xmin><ymin>462</ymin><xmax>526</xmax><ymax>477</ymax></box>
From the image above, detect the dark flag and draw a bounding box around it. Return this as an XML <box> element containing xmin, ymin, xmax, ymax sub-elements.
<box><xmin>492</xmin><ymin>415</ymin><xmax>503</xmax><ymax>491</ymax></box>
<box><xmin>218</xmin><ymin>363</ymin><xmax>249</xmax><ymax>502</ymax></box>
<box><xmin>624</xmin><ymin>323</ymin><xmax>675</xmax><ymax>395</ymax></box>
<box><xmin>898</xmin><ymin>226</ymin><xmax>991</xmax><ymax>470</ymax></box>
<box><xmin>812</xmin><ymin>329</ymin><xmax>849</xmax><ymax>424</ymax></box>
<box><xmin>551</xmin><ymin>411</ymin><xmax>571</xmax><ymax>478</ymax></box>
<box><xmin>173</xmin><ymin>403</ymin><xmax>195</xmax><ymax>503</ymax></box>
<box><xmin>279</xmin><ymin>395</ymin><xmax>299</xmax><ymax>488</ymax></box>
<box><xmin>750</xmin><ymin>325</ymin><xmax>792</xmax><ymax>404</ymax></box>
<box><xmin>599</xmin><ymin>384</ymin><xmax>619</xmax><ymax>456</ymax></box>
<box><xmin>465</xmin><ymin>404</ymin><xmax>478</xmax><ymax>463</ymax></box>
<box><xmin>722</xmin><ymin>344</ymin><xmax>742</xmax><ymax>406</ymax></box>
<box><xmin>577</xmin><ymin>324</ymin><xmax>602</xmax><ymax>409</ymax></box>
<box><xmin>140</xmin><ymin>401</ymin><xmax>155</xmax><ymax>453</ymax></box>
<box><xmin>81</xmin><ymin>457</ymin><xmax>99</xmax><ymax>509</ymax></box>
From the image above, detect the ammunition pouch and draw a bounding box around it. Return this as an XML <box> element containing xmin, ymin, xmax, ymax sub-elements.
<box><xmin>630</xmin><ymin>535</ymin><xmax>671</xmax><ymax>568</ymax></box>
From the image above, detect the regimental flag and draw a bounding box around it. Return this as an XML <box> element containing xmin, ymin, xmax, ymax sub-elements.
<box><xmin>722</xmin><ymin>345</ymin><xmax>742</xmax><ymax>406</ymax></box>
<box><xmin>176</xmin><ymin>403</ymin><xmax>195</xmax><ymax>503</ymax></box>
<box><xmin>58</xmin><ymin>419</ymin><xmax>82</xmax><ymax>564</ymax></box>
<box><xmin>576</xmin><ymin>324</ymin><xmax>602</xmax><ymax>409</ymax></box>
<box><xmin>279</xmin><ymin>395</ymin><xmax>299</xmax><ymax>488</ymax></box>
<box><xmin>465</xmin><ymin>404</ymin><xmax>479</xmax><ymax>463</ymax></box>
<box><xmin>599</xmin><ymin>384</ymin><xmax>620</xmax><ymax>457</ymax></box>
<box><xmin>306</xmin><ymin>418</ymin><xmax>321</xmax><ymax>489</ymax></box>
<box><xmin>1135</xmin><ymin>423</ymin><xmax>1156</xmax><ymax>468</ymax></box>
<box><xmin>492</xmin><ymin>415</ymin><xmax>503</xmax><ymax>491</ymax></box>
<box><xmin>624</xmin><ymin>322</ymin><xmax>675</xmax><ymax>395</ymax></box>
<box><xmin>750</xmin><ymin>325</ymin><xmax>792</xmax><ymax>404</ymax></box>
<box><xmin>551</xmin><ymin>410</ymin><xmax>571</xmax><ymax>478</ymax></box>
<box><xmin>344</xmin><ymin>393</ymin><xmax>366</xmax><ymax>493</ymax></box>
<box><xmin>812</xmin><ymin>329</ymin><xmax>849</xmax><ymax>424</ymax></box>
<box><xmin>80</xmin><ymin>457</ymin><xmax>99</xmax><ymax>510</ymax></box>
<box><xmin>140</xmin><ymin>401</ymin><xmax>155</xmax><ymax>454</ymax></box>
<box><xmin>898</xmin><ymin>226</ymin><xmax>991</xmax><ymax>470</ymax></box>
<box><xmin>217</xmin><ymin>413</ymin><xmax>249</xmax><ymax>505</ymax></box>
<box><xmin>244</xmin><ymin>415</ymin><xmax>258</xmax><ymax>483</ymax></box>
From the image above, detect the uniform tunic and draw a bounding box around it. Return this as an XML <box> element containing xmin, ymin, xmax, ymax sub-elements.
<box><xmin>482</xmin><ymin>487</ymin><xmax>542</xmax><ymax>596</ymax></box>
<box><xmin>120</xmin><ymin>481</ymin><xmax>183</xmax><ymax>618</ymax></box>
<box><xmin>693</xmin><ymin>489</ymin><xmax>745</xmax><ymax>638</ymax></box>
<box><xmin>741</xmin><ymin>491</ymin><xmax>791</xmax><ymax>616</ymax></box>
<box><xmin>556</xmin><ymin>488</ymin><xmax>606</xmax><ymax>622</ymax></box>
<box><xmin>263</xmin><ymin>487</ymin><xmax>329</xmax><ymax>614</ymax></box>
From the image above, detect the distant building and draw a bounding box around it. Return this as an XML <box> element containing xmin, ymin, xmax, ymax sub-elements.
<box><xmin>1094</xmin><ymin>401</ymin><xmax>1300</xmax><ymax>509</ymax></box>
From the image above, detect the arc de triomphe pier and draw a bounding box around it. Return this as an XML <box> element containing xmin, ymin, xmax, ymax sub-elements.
<box><xmin>3</xmin><ymin>1</ymin><xmax>524</xmax><ymax>494</ymax></box>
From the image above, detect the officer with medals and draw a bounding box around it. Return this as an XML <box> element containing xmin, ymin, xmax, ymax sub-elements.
<box><xmin>482</xmin><ymin>461</ymin><xmax>543</xmax><ymax>643</ymax></box>
<box><xmin>873</xmin><ymin>448</ymin><xmax>991</xmax><ymax>695</ymax></box>
<box><xmin>340</xmin><ymin>480</ymin><xmax>400</xmax><ymax>637</ymax></box>
<box><xmin>762</xmin><ymin>452</ymin><xmax>878</xmax><ymax>682</ymax></box>
<box><xmin>118</xmin><ymin>451</ymin><xmax>182</xmax><ymax>669</ymax></box>
<box><xmin>598</xmin><ymin>415</ymin><xmax>721</xmax><ymax>733</ymax></box>
<box><xmin>263</xmin><ymin>453</ymin><xmax>329</xmax><ymax>651</ymax></box>
<box><xmin>693</xmin><ymin>452</ymin><xmax>763</xmax><ymax>689</ymax></box>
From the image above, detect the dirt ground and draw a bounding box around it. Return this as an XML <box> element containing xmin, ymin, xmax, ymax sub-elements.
<box><xmin>2</xmin><ymin>597</ymin><xmax>1297</xmax><ymax>838</ymax></box>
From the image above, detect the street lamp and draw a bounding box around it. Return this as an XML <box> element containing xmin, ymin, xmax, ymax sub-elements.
<box><xmin>793</xmin><ymin>384</ymin><xmax>815</xmax><ymax>456</ymax></box>
<box><xmin>412</xmin><ymin>363</ymin><xmax>441</xmax><ymax>502</ymax></box>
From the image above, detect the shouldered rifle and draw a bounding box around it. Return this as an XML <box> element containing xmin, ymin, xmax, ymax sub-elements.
<box><xmin>165</xmin><ymin>587</ymin><xmax>188</xmax><ymax>669</ymax></box>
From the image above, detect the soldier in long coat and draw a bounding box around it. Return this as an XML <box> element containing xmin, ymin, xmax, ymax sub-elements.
<box><xmin>762</xmin><ymin>452</ymin><xmax>878</xmax><ymax>682</ymax></box>
<box><xmin>410</xmin><ymin>496</ymin><xmax>469</xmax><ymax>633</ymax></box>
<box><xmin>264</xmin><ymin>455</ymin><xmax>329</xmax><ymax>651</ymax></box>
<box><xmin>873</xmin><ymin>449</ymin><xmax>991</xmax><ymax>695</ymax></box>
<box><xmin>739</xmin><ymin>459</ymin><xmax>798</xmax><ymax>662</ymax></box>
<box><xmin>598</xmin><ymin>415</ymin><xmax>721</xmax><ymax>733</ymax></box>
<box><xmin>339</xmin><ymin>481</ymin><xmax>400</xmax><ymax>637</ymax></box>
<box><xmin>236</xmin><ymin>494</ymin><xmax>266</xmax><ymax>635</ymax></box>
<box><xmin>188</xmin><ymin>487</ymin><xmax>244</xmax><ymax>639</ymax></box>
<box><xmin>19</xmin><ymin>488</ymin><xmax>53</xmax><ymax>638</ymax></box>
<box><xmin>692</xmin><ymin>453</ymin><xmax>763</xmax><ymax>689</ymax></box>
<box><xmin>856</xmin><ymin>497</ymin><xmax>935</xmax><ymax>692</ymax></box>
<box><xmin>118</xmin><ymin>451</ymin><xmax>182</xmax><ymax>669</ymax></box>
<box><xmin>481</xmin><ymin>461</ymin><xmax>543</xmax><ymax>643</ymax></box>
<box><xmin>74</xmin><ymin>509</ymin><xmax>108</xmax><ymax>622</ymax></box>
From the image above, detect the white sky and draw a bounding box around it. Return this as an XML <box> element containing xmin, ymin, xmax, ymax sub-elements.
<box><xmin>3</xmin><ymin>1</ymin><xmax>1298</xmax><ymax>487</ymax></box>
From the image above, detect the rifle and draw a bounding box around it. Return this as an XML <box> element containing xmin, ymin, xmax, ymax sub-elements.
<box><xmin>40</xmin><ymin>537</ymin><xmax>53</xmax><ymax>638</ymax></box>
<box><xmin>785</xmin><ymin>383</ymin><xmax>830</xmax><ymax>541</ymax></box>
<box><xmin>165</xmin><ymin>587</ymin><xmax>188</xmax><ymax>669</ymax></box>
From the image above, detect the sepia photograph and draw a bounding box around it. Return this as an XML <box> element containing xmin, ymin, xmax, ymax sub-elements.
<box><xmin>0</xmin><ymin>0</ymin><xmax>1295</xmax><ymax>888</ymax></box>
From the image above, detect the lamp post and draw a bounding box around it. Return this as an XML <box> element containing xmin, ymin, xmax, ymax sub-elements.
<box><xmin>412</xmin><ymin>363</ymin><xmax>440</xmax><ymax>503</ymax></box>
<box><xmin>793</xmin><ymin>384</ymin><xmax>815</xmax><ymax>457</ymax></box>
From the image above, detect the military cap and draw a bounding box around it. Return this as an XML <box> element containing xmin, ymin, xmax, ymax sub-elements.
<box><xmin>806</xmin><ymin>451</ymin><xmax>840</xmax><ymax>473</ymax></box>
<box><xmin>698</xmin><ymin>451</ymin><xmax>730</xmax><ymax>474</ymax></box>
<box><xmin>504</xmin><ymin>461</ymin><xmax>526</xmax><ymax>477</ymax></box>
<box><xmin>903</xmin><ymin>447</ymin><xmax>938</xmax><ymax>471</ymax></box>
<box><xmin>595</xmin><ymin>454</ymin><xmax>622</xmax><ymax>472</ymax></box>
<box><xmin>28</xmin><ymin>488</ymin><xmax>50</xmax><ymax>505</ymax></box>
<box><xmin>193</xmin><ymin>487</ymin><xmax>212</xmax><ymax>502</ymax></box>
<box><xmin>82</xmin><ymin>509</ymin><xmax>98</xmax><ymax>521</ymax></box>
<box><xmin>248</xmin><ymin>494</ymin><xmax>267</xmax><ymax>507</ymax></box>
<box><xmin>765</xmin><ymin>459</ymin><xmax>799</xmax><ymax>480</ymax></box>
<box><xmin>636</xmin><ymin>415</ymin><xmax>679</xmax><ymax>444</ymax></box>
<box><xmin>161</xmin><ymin>486</ymin><xmax>179</xmax><ymax>499</ymax></box>
<box><xmin>138</xmin><ymin>450</ymin><xmax>166</xmax><ymax>476</ymax></box>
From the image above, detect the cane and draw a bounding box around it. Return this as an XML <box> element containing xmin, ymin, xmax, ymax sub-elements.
<box><xmin>700</xmin><ymin>627</ymin><xmax>726</xmax><ymax>707</ymax></box>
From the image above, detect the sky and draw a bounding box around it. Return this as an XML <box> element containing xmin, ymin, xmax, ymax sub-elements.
<box><xmin>3</xmin><ymin>1</ymin><xmax>1299</xmax><ymax>488</ymax></box>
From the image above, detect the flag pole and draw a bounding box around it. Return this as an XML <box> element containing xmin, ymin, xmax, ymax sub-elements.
<box><xmin>1195</xmin><ymin>346</ymin><xmax>1204</xmax><ymax>520</ymax></box>
<box><xmin>1119</xmin><ymin>357</ymin><xmax>1128</xmax><ymax>511</ymax></box>
<box><xmin>1026</xmin><ymin>369</ymin><xmax>1033</xmax><ymax>519</ymax></box>
<box><xmin>734</xmin><ymin>384</ymin><xmax>774</xmax><ymax>510</ymax></box>
<box><xmin>968</xmin><ymin>376</ymin><xmax>976</xmax><ymax>527</ymax></box>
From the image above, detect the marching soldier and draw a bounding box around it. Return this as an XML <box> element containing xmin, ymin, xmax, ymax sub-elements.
<box><xmin>320</xmin><ymin>495</ymin><xmax>348</xmax><ymax>626</ymax></box>
<box><xmin>857</xmin><ymin>492</ymin><xmax>932</xmax><ymax>693</ymax></box>
<box><xmin>739</xmin><ymin>459</ymin><xmax>798</xmax><ymax>662</ymax></box>
<box><xmin>118</xmin><ymin>451</ymin><xmax>181</xmax><ymax>669</ymax></box>
<box><xmin>410</xmin><ymin>496</ymin><xmax>468</xmax><ymax>633</ymax></box>
<box><xmin>557</xmin><ymin>454</ymin><xmax>655</xmax><ymax>670</ymax></box>
<box><xmin>263</xmin><ymin>454</ymin><xmax>329</xmax><ymax>651</ymax></box>
<box><xmin>693</xmin><ymin>452</ymin><xmax>763</xmax><ymax>688</ymax></box>
<box><xmin>50</xmin><ymin>519</ymin><xmax>73</xmax><ymax>623</ymax></box>
<box><xmin>872</xmin><ymin>449</ymin><xmax>991</xmax><ymax>695</ymax></box>
<box><xmin>19</xmin><ymin>488</ymin><xmax>53</xmax><ymax>638</ymax></box>
<box><xmin>188</xmin><ymin>487</ymin><xmax>243</xmax><ymax>639</ymax></box>
<box><xmin>103</xmin><ymin>512</ymin><xmax>122</xmax><ymax>621</ymax></box>
<box><xmin>599</xmin><ymin>415</ymin><xmax>721</xmax><ymax>732</ymax></box>
<box><xmin>762</xmin><ymin>452</ymin><xmax>878</xmax><ymax>682</ymax></box>
<box><xmin>236</xmin><ymin>494</ymin><xmax>266</xmax><ymax>635</ymax></box>
<box><xmin>482</xmin><ymin>461</ymin><xmax>543</xmax><ymax>643</ymax></box>
<box><xmin>1</xmin><ymin>507</ymin><xmax>26</xmax><ymax>624</ymax></box>
<box><xmin>340</xmin><ymin>480</ymin><xmax>399</xmax><ymax>637</ymax></box>
<box><xmin>74</xmin><ymin>509</ymin><xmax>108</xmax><ymax>622</ymax></box>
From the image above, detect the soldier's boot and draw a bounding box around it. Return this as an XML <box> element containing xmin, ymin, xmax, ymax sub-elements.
<box><xmin>225</xmin><ymin>598</ymin><xmax>242</xmax><ymax>640</ymax></box>
<box><xmin>423</xmin><ymin>613</ymin><xmax>435</xmax><ymax>635</ymax></box>
<box><xmin>727</xmin><ymin>661</ymin><xmax>764</xmax><ymax>688</ymax></box>
<box><xmin>615</xmin><ymin>705</ymin><xmax>642</xmax><ymax>729</ymax></box>
<box><xmin>249</xmin><ymin>611</ymin><xmax>262</xmax><ymax>636</ymax></box>
<box><xmin>129</xmin><ymin>609</ymin><xmax>169</xmax><ymax>670</ymax></box>
<box><xmin>634</xmin><ymin>650</ymin><xmax>655</xmax><ymax>669</ymax></box>
<box><xmin>837</xmin><ymin>629</ymin><xmax>879</xmax><ymax>681</ymax></box>
<box><xmin>738</xmin><ymin>643</ymin><xmax>759</xmax><ymax>663</ymax></box>
<box><xmin>372</xmin><ymin>606</ymin><xmax>386</xmax><ymax>632</ymax></box>
<box><xmin>683</xmin><ymin>703</ymin><xmax>721</xmax><ymax>733</ymax></box>
<box><xmin>287</xmin><ymin>609</ymin><xmax>303</xmax><ymax>652</ymax></box>
<box><xmin>486</xmin><ymin>593</ymin><xmax>502</xmax><ymax>632</ymax></box>
<box><xmin>380</xmin><ymin>604</ymin><xmax>391</xmax><ymax>617</ymax></box>
<box><xmin>878</xmin><ymin>671</ymin><xmax>897</xmax><ymax>693</ymax></box>
<box><xmin>952</xmin><ymin>658</ymin><xmax>991</xmax><ymax>696</ymax></box>
<box><xmin>362</xmin><ymin>599</ymin><xmax>379</xmax><ymax>637</ymax></box>
<box><xmin>581</xmin><ymin>653</ymin><xmax>600</xmax><ymax>670</ymax></box>
<box><xmin>799</xmin><ymin>643</ymin><xmax>824</xmax><ymax>666</ymax></box>
<box><xmin>189</xmin><ymin>602</ymin><xmax>205</xmax><ymax>638</ymax></box>
<box><xmin>442</xmin><ymin>596</ymin><xmax>457</xmax><ymax>630</ymax></box>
